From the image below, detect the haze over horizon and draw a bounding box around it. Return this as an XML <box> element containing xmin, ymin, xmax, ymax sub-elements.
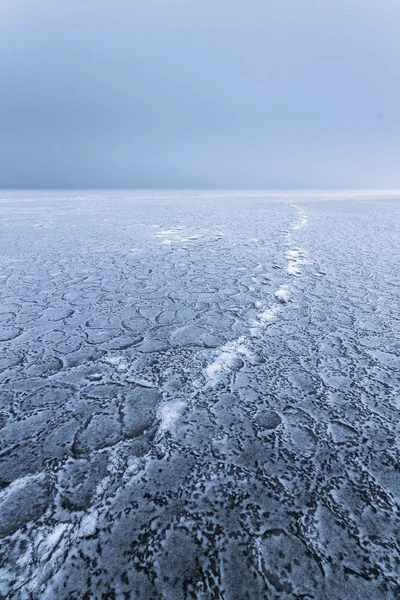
<box><xmin>1</xmin><ymin>0</ymin><xmax>400</xmax><ymax>189</ymax></box>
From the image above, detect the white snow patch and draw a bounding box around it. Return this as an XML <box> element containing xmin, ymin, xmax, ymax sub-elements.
<box><xmin>286</xmin><ymin>248</ymin><xmax>303</xmax><ymax>276</ymax></box>
<box><xmin>204</xmin><ymin>338</ymin><xmax>251</xmax><ymax>380</ymax></box>
<box><xmin>286</xmin><ymin>247</ymin><xmax>312</xmax><ymax>276</ymax></box>
<box><xmin>255</xmin><ymin>305</ymin><xmax>281</xmax><ymax>325</ymax></box>
<box><xmin>45</xmin><ymin>523</ymin><xmax>69</xmax><ymax>549</ymax></box>
<box><xmin>157</xmin><ymin>399</ymin><xmax>186</xmax><ymax>434</ymax></box>
<box><xmin>274</xmin><ymin>285</ymin><xmax>290</xmax><ymax>303</ymax></box>
<box><xmin>78</xmin><ymin>511</ymin><xmax>98</xmax><ymax>537</ymax></box>
<box><xmin>286</xmin><ymin>249</ymin><xmax>301</xmax><ymax>259</ymax></box>
<box><xmin>35</xmin><ymin>523</ymin><xmax>71</xmax><ymax>563</ymax></box>
<box><xmin>156</xmin><ymin>229</ymin><xmax>177</xmax><ymax>236</ymax></box>
<box><xmin>103</xmin><ymin>355</ymin><xmax>129</xmax><ymax>372</ymax></box>
<box><xmin>155</xmin><ymin>227</ymin><xmax>204</xmax><ymax>245</ymax></box>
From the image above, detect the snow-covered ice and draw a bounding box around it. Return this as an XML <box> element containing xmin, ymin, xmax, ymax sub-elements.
<box><xmin>0</xmin><ymin>190</ymin><xmax>400</xmax><ymax>599</ymax></box>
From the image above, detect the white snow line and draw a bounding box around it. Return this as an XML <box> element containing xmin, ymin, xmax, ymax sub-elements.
<box><xmin>285</xmin><ymin>247</ymin><xmax>311</xmax><ymax>276</ymax></box>
<box><xmin>293</xmin><ymin>214</ymin><xmax>308</xmax><ymax>230</ymax></box>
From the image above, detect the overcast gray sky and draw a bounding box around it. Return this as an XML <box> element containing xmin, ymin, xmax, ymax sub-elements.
<box><xmin>1</xmin><ymin>0</ymin><xmax>400</xmax><ymax>188</ymax></box>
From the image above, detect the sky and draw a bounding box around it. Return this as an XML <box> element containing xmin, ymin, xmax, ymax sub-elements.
<box><xmin>1</xmin><ymin>0</ymin><xmax>400</xmax><ymax>189</ymax></box>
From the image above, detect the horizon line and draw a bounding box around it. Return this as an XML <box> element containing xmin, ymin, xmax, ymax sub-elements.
<box><xmin>1</xmin><ymin>187</ymin><xmax>400</xmax><ymax>193</ymax></box>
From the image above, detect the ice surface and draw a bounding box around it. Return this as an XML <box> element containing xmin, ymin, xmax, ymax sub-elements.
<box><xmin>0</xmin><ymin>190</ymin><xmax>400</xmax><ymax>598</ymax></box>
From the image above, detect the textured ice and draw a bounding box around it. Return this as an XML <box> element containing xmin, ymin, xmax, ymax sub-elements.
<box><xmin>0</xmin><ymin>189</ymin><xmax>400</xmax><ymax>599</ymax></box>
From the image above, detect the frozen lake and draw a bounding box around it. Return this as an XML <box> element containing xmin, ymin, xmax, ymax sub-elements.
<box><xmin>1</xmin><ymin>190</ymin><xmax>400</xmax><ymax>598</ymax></box>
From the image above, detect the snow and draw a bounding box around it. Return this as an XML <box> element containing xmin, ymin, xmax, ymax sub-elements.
<box><xmin>1</xmin><ymin>189</ymin><xmax>399</xmax><ymax>599</ymax></box>
<box><xmin>274</xmin><ymin>285</ymin><xmax>290</xmax><ymax>303</ymax></box>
